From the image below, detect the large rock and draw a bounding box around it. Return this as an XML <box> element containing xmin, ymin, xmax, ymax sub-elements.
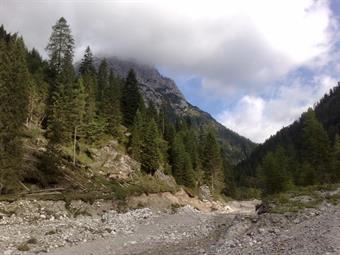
<box><xmin>199</xmin><ymin>185</ymin><xmax>212</xmax><ymax>202</ymax></box>
<box><xmin>89</xmin><ymin>140</ymin><xmax>140</xmax><ymax>180</ymax></box>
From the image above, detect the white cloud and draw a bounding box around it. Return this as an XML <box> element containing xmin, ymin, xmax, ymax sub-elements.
<box><xmin>0</xmin><ymin>0</ymin><xmax>335</xmax><ymax>93</ymax></box>
<box><xmin>0</xmin><ymin>0</ymin><xmax>337</xmax><ymax>142</ymax></box>
<box><xmin>217</xmin><ymin>75</ymin><xmax>337</xmax><ymax>143</ymax></box>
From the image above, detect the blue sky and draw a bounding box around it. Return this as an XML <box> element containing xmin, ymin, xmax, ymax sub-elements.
<box><xmin>159</xmin><ymin>0</ymin><xmax>340</xmax><ymax>142</ymax></box>
<box><xmin>1</xmin><ymin>0</ymin><xmax>338</xmax><ymax>142</ymax></box>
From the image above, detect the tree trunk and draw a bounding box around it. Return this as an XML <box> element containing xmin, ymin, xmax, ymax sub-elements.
<box><xmin>73</xmin><ymin>126</ymin><xmax>77</xmax><ymax>165</ymax></box>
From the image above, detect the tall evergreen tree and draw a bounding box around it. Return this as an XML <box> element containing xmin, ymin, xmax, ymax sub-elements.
<box><xmin>102</xmin><ymin>71</ymin><xmax>122</xmax><ymax>136</ymax></box>
<box><xmin>258</xmin><ymin>147</ymin><xmax>291</xmax><ymax>194</ymax></box>
<box><xmin>170</xmin><ymin>133</ymin><xmax>195</xmax><ymax>187</ymax></box>
<box><xmin>45</xmin><ymin>17</ymin><xmax>74</xmax><ymax>74</ymax></box>
<box><xmin>79</xmin><ymin>47</ymin><xmax>97</xmax><ymax>127</ymax></box>
<box><xmin>97</xmin><ymin>59</ymin><xmax>109</xmax><ymax>107</ymax></box>
<box><xmin>332</xmin><ymin>134</ymin><xmax>340</xmax><ymax>180</ymax></box>
<box><xmin>141</xmin><ymin>119</ymin><xmax>160</xmax><ymax>174</ymax></box>
<box><xmin>68</xmin><ymin>78</ymin><xmax>86</xmax><ymax>164</ymax></box>
<box><xmin>130</xmin><ymin>110</ymin><xmax>145</xmax><ymax>161</ymax></box>
<box><xmin>121</xmin><ymin>69</ymin><xmax>142</xmax><ymax>127</ymax></box>
<box><xmin>46</xmin><ymin>17</ymin><xmax>76</xmax><ymax>144</ymax></box>
<box><xmin>0</xmin><ymin>35</ymin><xmax>29</xmax><ymax>192</ymax></box>
<box><xmin>301</xmin><ymin>108</ymin><xmax>332</xmax><ymax>183</ymax></box>
<box><xmin>79</xmin><ymin>46</ymin><xmax>96</xmax><ymax>75</ymax></box>
<box><xmin>201</xmin><ymin>131</ymin><xmax>224</xmax><ymax>193</ymax></box>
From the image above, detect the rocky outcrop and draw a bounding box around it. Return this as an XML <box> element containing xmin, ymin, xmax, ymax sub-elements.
<box><xmin>88</xmin><ymin>140</ymin><xmax>140</xmax><ymax>181</ymax></box>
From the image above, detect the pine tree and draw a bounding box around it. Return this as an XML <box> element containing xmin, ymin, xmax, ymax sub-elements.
<box><xmin>79</xmin><ymin>47</ymin><xmax>97</xmax><ymax>133</ymax></box>
<box><xmin>259</xmin><ymin>147</ymin><xmax>291</xmax><ymax>193</ymax></box>
<box><xmin>69</xmin><ymin>78</ymin><xmax>86</xmax><ymax>164</ymax></box>
<box><xmin>223</xmin><ymin>159</ymin><xmax>236</xmax><ymax>197</ymax></box>
<box><xmin>45</xmin><ymin>17</ymin><xmax>74</xmax><ymax>74</ymax></box>
<box><xmin>102</xmin><ymin>71</ymin><xmax>122</xmax><ymax>136</ymax></box>
<box><xmin>121</xmin><ymin>69</ymin><xmax>142</xmax><ymax>127</ymax></box>
<box><xmin>170</xmin><ymin>133</ymin><xmax>195</xmax><ymax>187</ymax></box>
<box><xmin>97</xmin><ymin>59</ymin><xmax>109</xmax><ymax>107</ymax></box>
<box><xmin>201</xmin><ymin>131</ymin><xmax>223</xmax><ymax>193</ymax></box>
<box><xmin>141</xmin><ymin>119</ymin><xmax>160</xmax><ymax>174</ymax></box>
<box><xmin>332</xmin><ymin>134</ymin><xmax>340</xmax><ymax>180</ymax></box>
<box><xmin>301</xmin><ymin>108</ymin><xmax>332</xmax><ymax>183</ymax></box>
<box><xmin>79</xmin><ymin>46</ymin><xmax>96</xmax><ymax>75</ymax></box>
<box><xmin>26</xmin><ymin>49</ymin><xmax>49</xmax><ymax>126</ymax></box>
<box><xmin>0</xmin><ymin>35</ymin><xmax>29</xmax><ymax>192</ymax></box>
<box><xmin>182</xmin><ymin>153</ymin><xmax>195</xmax><ymax>188</ymax></box>
<box><xmin>46</xmin><ymin>17</ymin><xmax>76</xmax><ymax>144</ymax></box>
<box><xmin>130</xmin><ymin>110</ymin><xmax>145</xmax><ymax>161</ymax></box>
<box><xmin>170</xmin><ymin>134</ymin><xmax>187</xmax><ymax>184</ymax></box>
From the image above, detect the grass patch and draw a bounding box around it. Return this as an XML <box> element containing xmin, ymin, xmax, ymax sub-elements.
<box><xmin>260</xmin><ymin>183</ymin><xmax>340</xmax><ymax>214</ymax></box>
<box><xmin>234</xmin><ymin>187</ymin><xmax>262</xmax><ymax>200</ymax></box>
<box><xmin>325</xmin><ymin>194</ymin><xmax>340</xmax><ymax>205</ymax></box>
<box><xmin>27</xmin><ymin>237</ymin><xmax>38</xmax><ymax>244</ymax></box>
<box><xmin>17</xmin><ymin>242</ymin><xmax>30</xmax><ymax>251</ymax></box>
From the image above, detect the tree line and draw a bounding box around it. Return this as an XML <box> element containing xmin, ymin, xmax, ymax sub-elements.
<box><xmin>0</xmin><ymin>18</ymin><xmax>232</xmax><ymax>196</ymax></box>
<box><xmin>236</xmin><ymin>85</ymin><xmax>340</xmax><ymax>195</ymax></box>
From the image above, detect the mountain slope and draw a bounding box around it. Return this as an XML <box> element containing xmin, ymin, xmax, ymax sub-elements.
<box><xmin>94</xmin><ymin>57</ymin><xmax>255</xmax><ymax>163</ymax></box>
<box><xmin>236</xmin><ymin>82</ymin><xmax>340</xmax><ymax>180</ymax></box>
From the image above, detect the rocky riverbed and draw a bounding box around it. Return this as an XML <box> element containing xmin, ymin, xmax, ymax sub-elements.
<box><xmin>1</xmin><ymin>195</ymin><xmax>340</xmax><ymax>255</ymax></box>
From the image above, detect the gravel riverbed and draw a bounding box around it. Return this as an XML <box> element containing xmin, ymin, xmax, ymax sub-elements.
<box><xmin>1</xmin><ymin>198</ymin><xmax>340</xmax><ymax>255</ymax></box>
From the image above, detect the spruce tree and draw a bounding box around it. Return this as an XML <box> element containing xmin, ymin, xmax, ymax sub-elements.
<box><xmin>130</xmin><ymin>109</ymin><xmax>145</xmax><ymax>161</ymax></box>
<box><xmin>301</xmin><ymin>109</ymin><xmax>332</xmax><ymax>183</ymax></box>
<box><xmin>46</xmin><ymin>17</ymin><xmax>76</xmax><ymax>144</ymax></box>
<box><xmin>45</xmin><ymin>17</ymin><xmax>74</xmax><ymax>74</ymax></box>
<box><xmin>79</xmin><ymin>47</ymin><xmax>97</xmax><ymax>136</ymax></box>
<box><xmin>102</xmin><ymin>71</ymin><xmax>122</xmax><ymax>136</ymax></box>
<box><xmin>141</xmin><ymin>119</ymin><xmax>160</xmax><ymax>174</ymax></box>
<box><xmin>121</xmin><ymin>69</ymin><xmax>142</xmax><ymax>127</ymax></box>
<box><xmin>79</xmin><ymin>46</ymin><xmax>96</xmax><ymax>75</ymax></box>
<box><xmin>201</xmin><ymin>131</ymin><xmax>223</xmax><ymax>193</ymax></box>
<box><xmin>97</xmin><ymin>59</ymin><xmax>109</xmax><ymax>107</ymax></box>
<box><xmin>69</xmin><ymin>78</ymin><xmax>86</xmax><ymax>164</ymax></box>
<box><xmin>332</xmin><ymin>134</ymin><xmax>340</xmax><ymax>180</ymax></box>
<box><xmin>0</xmin><ymin>35</ymin><xmax>29</xmax><ymax>191</ymax></box>
<box><xmin>259</xmin><ymin>147</ymin><xmax>291</xmax><ymax>193</ymax></box>
<box><xmin>170</xmin><ymin>134</ymin><xmax>187</xmax><ymax>184</ymax></box>
<box><xmin>170</xmin><ymin>133</ymin><xmax>195</xmax><ymax>187</ymax></box>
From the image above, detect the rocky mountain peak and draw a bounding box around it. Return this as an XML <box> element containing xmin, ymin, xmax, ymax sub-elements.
<box><xmin>95</xmin><ymin>57</ymin><xmax>189</xmax><ymax>114</ymax></box>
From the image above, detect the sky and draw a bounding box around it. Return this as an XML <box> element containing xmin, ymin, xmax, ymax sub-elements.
<box><xmin>0</xmin><ymin>0</ymin><xmax>339</xmax><ymax>143</ymax></box>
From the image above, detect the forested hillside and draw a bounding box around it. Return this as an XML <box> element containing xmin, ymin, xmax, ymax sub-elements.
<box><xmin>0</xmin><ymin>18</ymin><xmax>240</xmax><ymax>196</ymax></box>
<box><xmin>236</xmin><ymin>84</ymin><xmax>340</xmax><ymax>194</ymax></box>
<box><xmin>91</xmin><ymin>57</ymin><xmax>255</xmax><ymax>163</ymax></box>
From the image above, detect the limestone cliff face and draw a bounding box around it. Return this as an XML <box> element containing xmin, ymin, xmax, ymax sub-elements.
<box><xmin>94</xmin><ymin>57</ymin><xmax>256</xmax><ymax>163</ymax></box>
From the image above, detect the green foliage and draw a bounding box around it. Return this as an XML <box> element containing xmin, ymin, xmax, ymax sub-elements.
<box><xmin>79</xmin><ymin>47</ymin><xmax>97</xmax><ymax>128</ymax></box>
<box><xmin>101</xmin><ymin>71</ymin><xmax>122</xmax><ymax>136</ymax></box>
<box><xmin>121</xmin><ymin>69</ymin><xmax>142</xmax><ymax>127</ymax></box>
<box><xmin>45</xmin><ymin>17</ymin><xmax>74</xmax><ymax>74</ymax></box>
<box><xmin>130</xmin><ymin>110</ymin><xmax>145</xmax><ymax>161</ymax></box>
<box><xmin>258</xmin><ymin>147</ymin><xmax>292</xmax><ymax>194</ymax></box>
<box><xmin>96</xmin><ymin>58</ymin><xmax>109</xmax><ymax>106</ymax></box>
<box><xmin>201</xmin><ymin>131</ymin><xmax>224</xmax><ymax>193</ymax></box>
<box><xmin>301</xmin><ymin>108</ymin><xmax>332</xmax><ymax>182</ymax></box>
<box><xmin>141</xmin><ymin>119</ymin><xmax>160</xmax><ymax>174</ymax></box>
<box><xmin>170</xmin><ymin>134</ymin><xmax>195</xmax><ymax>187</ymax></box>
<box><xmin>79</xmin><ymin>46</ymin><xmax>96</xmax><ymax>75</ymax></box>
<box><xmin>0</xmin><ymin>34</ymin><xmax>29</xmax><ymax>193</ymax></box>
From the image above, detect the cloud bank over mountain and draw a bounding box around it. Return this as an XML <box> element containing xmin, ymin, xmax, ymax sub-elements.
<box><xmin>0</xmin><ymin>0</ymin><xmax>337</xmax><ymax>142</ymax></box>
